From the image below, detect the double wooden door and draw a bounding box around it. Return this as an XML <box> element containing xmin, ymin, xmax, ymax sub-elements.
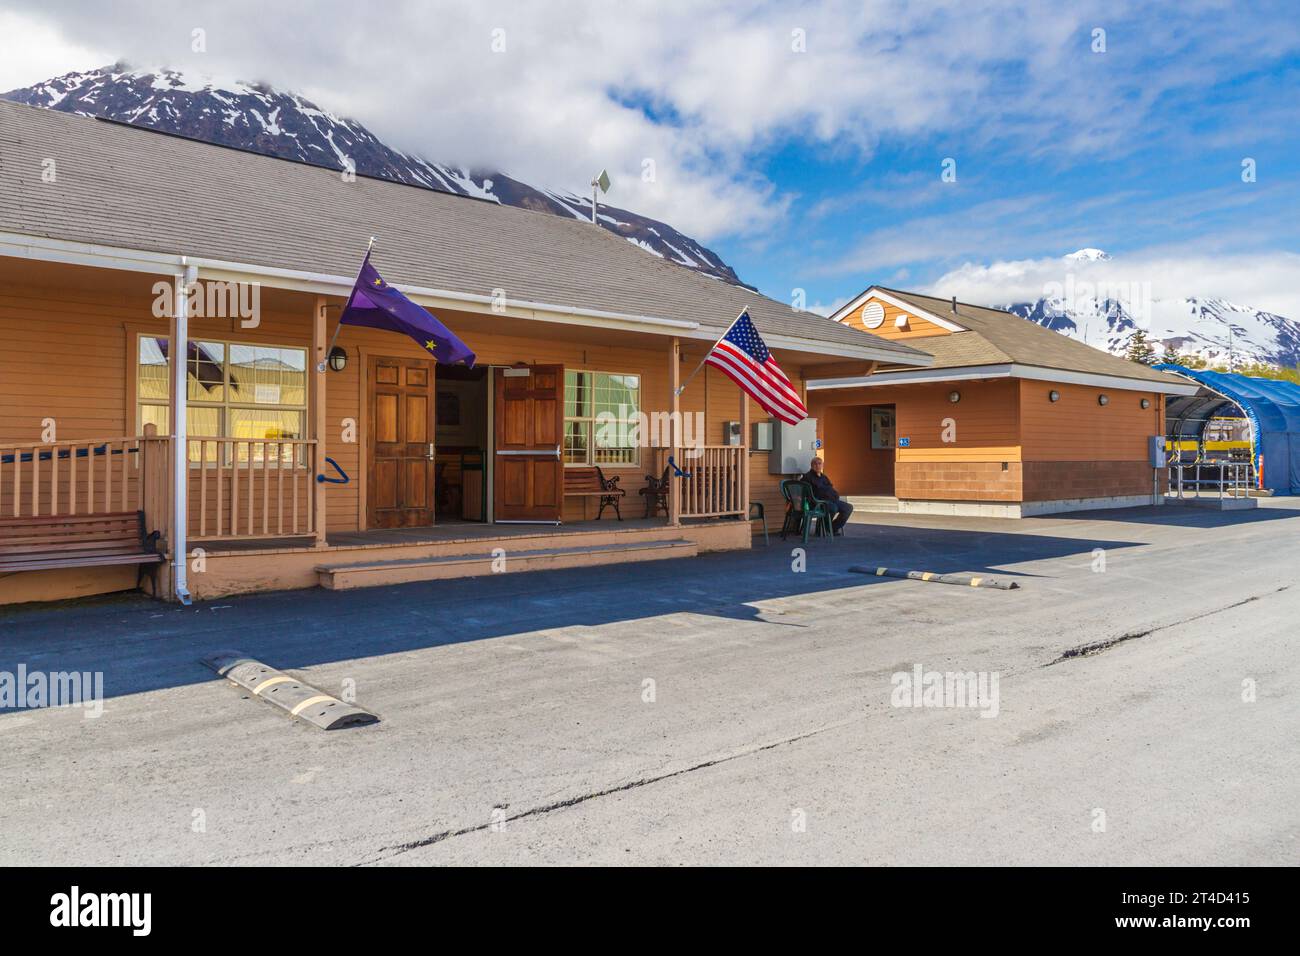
<box><xmin>368</xmin><ymin>355</ymin><xmax>435</xmax><ymax>528</ymax></box>
<box><xmin>493</xmin><ymin>365</ymin><xmax>563</xmax><ymax>523</ymax></box>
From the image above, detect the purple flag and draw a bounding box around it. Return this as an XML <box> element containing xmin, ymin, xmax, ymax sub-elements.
<box><xmin>339</xmin><ymin>253</ymin><xmax>476</xmax><ymax>366</ymax></box>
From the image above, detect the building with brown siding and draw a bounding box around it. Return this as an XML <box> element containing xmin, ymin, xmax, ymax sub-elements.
<box><xmin>809</xmin><ymin>287</ymin><xmax>1198</xmax><ymax>517</ymax></box>
<box><xmin>0</xmin><ymin>101</ymin><xmax>931</xmax><ymax>604</ymax></box>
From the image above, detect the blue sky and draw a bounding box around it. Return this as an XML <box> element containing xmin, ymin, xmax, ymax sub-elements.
<box><xmin>3</xmin><ymin>0</ymin><xmax>1298</xmax><ymax>314</ymax></box>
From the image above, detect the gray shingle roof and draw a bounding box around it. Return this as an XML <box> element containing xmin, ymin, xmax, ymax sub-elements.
<box><xmin>871</xmin><ymin>287</ymin><xmax>1187</xmax><ymax>386</ymax></box>
<box><xmin>0</xmin><ymin>99</ymin><xmax>927</xmax><ymax>363</ymax></box>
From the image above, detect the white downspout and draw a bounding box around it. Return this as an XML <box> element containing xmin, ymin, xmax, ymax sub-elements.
<box><xmin>172</xmin><ymin>261</ymin><xmax>197</xmax><ymax>605</ymax></box>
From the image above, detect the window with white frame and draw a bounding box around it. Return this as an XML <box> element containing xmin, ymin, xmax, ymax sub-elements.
<box><xmin>136</xmin><ymin>335</ymin><xmax>308</xmax><ymax>464</ymax></box>
<box><xmin>563</xmin><ymin>370</ymin><xmax>640</xmax><ymax>467</ymax></box>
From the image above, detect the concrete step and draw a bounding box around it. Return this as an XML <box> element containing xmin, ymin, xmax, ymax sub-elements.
<box><xmin>845</xmin><ymin>495</ymin><xmax>900</xmax><ymax>513</ymax></box>
<box><xmin>316</xmin><ymin>538</ymin><xmax>698</xmax><ymax>590</ymax></box>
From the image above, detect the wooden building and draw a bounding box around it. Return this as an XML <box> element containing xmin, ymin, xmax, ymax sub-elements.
<box><xmin>809</xmin><ymin>287</ymin><xmax>1198</xmax><ymax>517</ymax></box>
<box><xmin>0</xmin><ymin>101</ymin><xmax>929</xmax><ymax>604</ymax></box>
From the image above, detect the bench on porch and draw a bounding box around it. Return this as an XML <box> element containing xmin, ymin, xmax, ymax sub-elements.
<box><xmin>0</xmin><ymin>512</ymin><xmax>165</xmax><ymax>592</ymax></box>
<box><xmin>563</xmin><ymin>466</ymin><xmax>626</xmax><ymax>520</ymax></box>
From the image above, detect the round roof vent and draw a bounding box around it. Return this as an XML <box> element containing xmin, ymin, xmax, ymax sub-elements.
<box><xmin>861</xmin><ymin>301</ymin><xmax>885</xmax><ymax>329</ymax></box>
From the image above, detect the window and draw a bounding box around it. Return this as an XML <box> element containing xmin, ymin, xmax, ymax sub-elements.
<box><xmin>564</xmin><ymin>370</ymin><xmax>640</xmax><ymax>467</ymax></box>
<box><xmin>136</xmin><ymin>336</ymin><xmax>308</xmax><ymax>464</ymax></box>
<box><xmin>870</xmin><ymin>407</ymin><xmax>895</xmax><ymax>450</ymax></box>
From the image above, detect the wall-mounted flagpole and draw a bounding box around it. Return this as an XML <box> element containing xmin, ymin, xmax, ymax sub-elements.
<box><xmin>674</xmin><ymin>310</ymin><xmax>745</xmax><ymax>397</ymax></box>
<box><xmin>316</xmin><ymin>236</ymin><xmax>374</xmax><ymax>372</ymax></box>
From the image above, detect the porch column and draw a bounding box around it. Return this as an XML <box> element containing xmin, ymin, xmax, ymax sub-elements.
<box><xmin>171</xmin><ymin>264</ymin><xmax>197</xmax><ymax>604</ymax></box>
<box><xmin>739</xmin><ymin>382</ymin><xmax>750</xmax><ymax>516</ymax></box>
<box><xmin>669</xmin><ymin>336</ymin><xmax>681</xmax><ymax>526</ymax></box>
<box><xmin>313</xmin><ymin>296</ymin><xmax>328</xmax><ymax>549</ymax></box>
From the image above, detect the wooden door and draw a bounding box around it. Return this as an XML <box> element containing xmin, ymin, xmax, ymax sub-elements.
<box><xmin>368</xmin><ymin>355</ymin><xmax>436</xmax><ymax>528</ymax></box>
<box><xmin>493</xmin><ymin>365</ymin><xmax>563</xmax><ymax>522</ymax></box>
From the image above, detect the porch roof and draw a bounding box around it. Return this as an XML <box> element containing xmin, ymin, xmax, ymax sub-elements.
<box><xmin>0</xmin><ymin>99</ymin><xmax>929</xmax><ymax>368</ymax></box>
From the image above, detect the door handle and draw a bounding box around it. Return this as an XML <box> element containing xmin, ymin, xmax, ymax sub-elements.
<box><xmin>426</xmin><ymin>443</ymin><xmax>435</xmax><ymax>460</ymax></box>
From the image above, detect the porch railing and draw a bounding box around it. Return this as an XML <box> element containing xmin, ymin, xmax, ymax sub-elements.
<box><xmin>0</xmin><ymin>435</ymin><xmax>167</xmax><ymax>526</ymax></box>
<box><xmin>678</xmin><ymin>445</ymin><xmax>745</xmax><ymax>518</ymax></box>
<box><xmin>186</xmin><ymin>437</ymin><xmax>318</xmax><ymax>541</ymax></box>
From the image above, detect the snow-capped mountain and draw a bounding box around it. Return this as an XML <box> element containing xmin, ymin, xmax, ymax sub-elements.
<box><xmin>1003</xmin><ymin>251</ymin><xmax>1300</xmax><ymax>370</ymax></box>
<box><xmin>3</xmin><ymin>64</ymin><xmax>747</xmax><ymax>286</ymax></box>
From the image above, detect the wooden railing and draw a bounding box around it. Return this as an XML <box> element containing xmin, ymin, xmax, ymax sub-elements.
<box><xmin>1</xmin><ymin>435</ymin><xmax>148</xmax><ymax>518</ymax></box>
<box><xmin>0</xmin><ymin>429</ymin><xmax>171</xmax><ymax>551</ymax></box>
<box><xmin>679</xmin><ymin>445</ymin><xmax>744</xmax><ymax>518</ymax></box>
<box><xmin>186</xmin><ymin>437</ymin><xmax>317</xmax><ymax>540</ymax></box>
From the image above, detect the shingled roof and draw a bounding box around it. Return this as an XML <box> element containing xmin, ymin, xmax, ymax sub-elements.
<box><xmin>846</xmin><ymin>287</ymin><xmax>1188</xmax><ymax>386</ymax></box>
<box><xmin>0</xmin><ymin>99</ymin><xmax>928</xmax><ymax>366</ymax></box>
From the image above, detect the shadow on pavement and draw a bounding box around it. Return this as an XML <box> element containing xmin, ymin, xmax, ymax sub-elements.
<box><xmin>0</xmin><ymin>521</ymin><xmax>1145</xmax><ymax>705</ymax></box>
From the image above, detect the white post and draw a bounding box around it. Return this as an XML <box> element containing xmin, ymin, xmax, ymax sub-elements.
<box><xmin>172</xmin><ymin>262</ymin><xmax>197</xmax><ymax>605</ymax></box>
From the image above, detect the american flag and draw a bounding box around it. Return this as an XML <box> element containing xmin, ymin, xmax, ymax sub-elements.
<box><xmin>704</xmin><ymin>311</ymin><xmax>808</xmax><ymax>425</ymax></box>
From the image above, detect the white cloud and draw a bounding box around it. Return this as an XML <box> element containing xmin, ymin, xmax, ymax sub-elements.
<box><xmin>3</xmin><ymin>1</ymin><xmax>1297</xmax><ymax>247</ymax></box>
<box><xmin>0</xmin><ymin>11</ymin><xmax>111</xmax><ymax>93</ymax></box>
<box><xmin>927</xmin><ymin>248</ymin><xmax>1300</xmax><ymax>320</ymax></box>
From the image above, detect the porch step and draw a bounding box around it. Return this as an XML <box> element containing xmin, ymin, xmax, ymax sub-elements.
<box><xmin>845</xmin><ymin>495</ymin><xmax>900</xmax><ymax>513</ymax></box>
<box><xmin>315</xmin><ymin>538</ymin><xmax>698</xmax><ymax>590</ymax></box>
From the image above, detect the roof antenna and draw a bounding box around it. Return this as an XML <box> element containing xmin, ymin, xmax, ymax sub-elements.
<box><xmin>951</xmin><ymin>295</ymin><xmax>957</xmax><ymax>313</ymax></box>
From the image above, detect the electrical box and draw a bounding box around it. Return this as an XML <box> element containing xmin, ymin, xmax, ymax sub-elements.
<box><xmin>751</xmin><ymin>421</ymin><xmax>774</xmax><ymax>452</ymax></box>
<box><xmin>1149</xmin><ymin>435</ymin><xmax>1167</xmax><ymax>469</ymax></box>
<box><xmin>769</xmin><ymin>417</ymin><xmax>818</xmax><ymax>474</ymax></box>
<box><xmin>722</xmin><ymin>421</ymin><xmax>741</xmax><ymax>446</ymax></box>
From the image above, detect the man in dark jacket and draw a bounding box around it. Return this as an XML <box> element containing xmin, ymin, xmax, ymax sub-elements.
<box><xmin>801</xmin><ymin>457</ymin><xmax>854</xmax><ymax>535</ymax></box>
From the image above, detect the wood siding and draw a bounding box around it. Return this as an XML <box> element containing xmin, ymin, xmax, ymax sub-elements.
<box><xmin>0</xmin><ymin>267</ymin><xmax>793</xmax><ymax>537</ymax></box>
<box><xmin>839</xmin><ymin>295</ymin><xmax>957</xmax><ymax>340</ymax></box>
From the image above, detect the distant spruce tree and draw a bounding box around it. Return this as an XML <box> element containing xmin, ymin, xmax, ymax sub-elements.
<box><xmin>1126</xmin><ymin>329</ymin><xmax>1158</xmax><ymax>365</ymax></box>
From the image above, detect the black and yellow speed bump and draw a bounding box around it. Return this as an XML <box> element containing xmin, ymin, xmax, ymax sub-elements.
<box><xmin>848</xmin><ymin>566</ymin><xmax>1020</xmax><ymax>589</ymax></box>
<box><xmin>202</xmin><ymin>650</ymin><xmax>380</xmax><ymax>730</ymax></box>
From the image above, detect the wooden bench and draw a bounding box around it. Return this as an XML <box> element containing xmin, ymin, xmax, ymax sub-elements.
<box><xmin>563</xmin><ymin>467</ymin><xmax>626</xmax><ymax>520</ymax></box>
<box><xmin>0</xmin><ymin>512</ymin><xmax>165</xmax><ymax>593</ymax></box>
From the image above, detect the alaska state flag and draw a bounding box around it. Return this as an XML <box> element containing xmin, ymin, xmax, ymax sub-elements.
<box><xmin>339</xmin><ymin>253</ymin><xmax>476</xmax><ymax>366</ymax></box>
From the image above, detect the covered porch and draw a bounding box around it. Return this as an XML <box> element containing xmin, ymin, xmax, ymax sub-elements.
<box><xmin>0</xmin><ymin>258</ymin><xmax>854</xmax><ymax>604</ymax></box>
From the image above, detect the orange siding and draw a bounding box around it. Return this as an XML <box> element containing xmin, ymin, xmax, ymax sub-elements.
<box><xmin>839</xmin><ymin>295</ymin><xmax>957</xmax><ymax>340</ymax></box>
<box><xmin>0</xmin><ymin>268</ymin><xmax>791</xmax><ymax>535</ymax></box>
<box><xmin>1018</xmin><ymin>379</ymin><xmax>1163</xmax><ymax>461</ymax></box>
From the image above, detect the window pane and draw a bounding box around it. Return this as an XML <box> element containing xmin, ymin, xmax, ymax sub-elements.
<box><xmin>593</xmin><ymin>372</ymin><xmax>639</xmax><ymax>417</ymax></box>
<box><xmin>565</xmin><ymin>371</ymin><xmax>590</xmax><ymax>418</ymax></box>
<box><xmin>138</xmin><ymin>337</ymin><xmax>170</xmax><ymax>401</ymax></box>
<box><xmin>140</xmin><ymin>403</ymin><xmax>168</xmax><ymax>435</ymax></box>
<box><xmin>227</xmin><ymin>345</ymin><xmax>307</xmax><ymax>406</ymax></box>
<box><xmin>228</xmin><ymin>409</ymin><xmax>303</xmax><ymax>465</ymax></box>
<box><xmin>593</xmin><ymin>443</ymin><xmax>637</xmax><ymax>466</ymax></box>
<box><xmin>563</xmin><ymin>420</ymin><xmax>589</xmax><ymax>464</ymax></box>
<box><xmin>228</xmin><ymin>408</ymin><xmax>303</xmax><ymax>441</ymax></box>
<box><xmin>188</xmin><ymin>341</ymin><xmax>226</xmax><ymax>402</ymax></box>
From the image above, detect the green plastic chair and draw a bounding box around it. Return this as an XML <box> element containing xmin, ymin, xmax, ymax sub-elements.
<box><xmin>779</xmin><ymin>479</ymin><xmax>833</xmax><ymax>545</ymax></box>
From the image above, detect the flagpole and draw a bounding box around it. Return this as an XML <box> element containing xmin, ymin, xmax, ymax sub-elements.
<box><xmin>674</xmin><ymin>310</ymin><xmax>746</xmax><ymax>397</ymax></box>
<box><xmin>316</xmin><ymin>236</ymin><xmax>375</xmax><ymax>372</ymax></box>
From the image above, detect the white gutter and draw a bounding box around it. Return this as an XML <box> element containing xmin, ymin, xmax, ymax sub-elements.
<box><xmin>172</xmin><ymin>262</ymin><xmax>197</xmax><ymax>605</ymax></box>
<box><xmin>0</xmin><ymin>231</ymin><xmax>929</xmax><ymax>365</ymax></box>
<box><xmin>808</xmin><ymin>362</ymin><xmax>1199</xmax><ymax>396</ymax></box>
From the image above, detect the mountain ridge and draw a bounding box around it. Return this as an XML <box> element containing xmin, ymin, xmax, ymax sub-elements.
<box><xmin>3</xmin><ymin>63</ymin><xmax>750</xmax><ymax>287</ymax></box>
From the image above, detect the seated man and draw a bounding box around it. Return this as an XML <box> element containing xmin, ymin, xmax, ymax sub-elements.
<box><xmin>801</xmin><ymin>457</ymin><xmax>854</xmax><ymax>535</ymax></box>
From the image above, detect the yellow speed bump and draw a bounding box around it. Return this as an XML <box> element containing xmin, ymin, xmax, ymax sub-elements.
<box><xmin>851</xmin><ymin>566</ymin><xmax>1019</xmax><ymax>590</ymax></box>
<box><xmin>202</xmin><ymin>651</ymin><xmax>380</xmax><ymax>730</ymax></box>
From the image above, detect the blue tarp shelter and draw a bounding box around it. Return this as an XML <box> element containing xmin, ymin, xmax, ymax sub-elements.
<box><xmin>1155</xmin><ymin>365</ymin><xmax>1300</xmax><ymax>495</ymax></box>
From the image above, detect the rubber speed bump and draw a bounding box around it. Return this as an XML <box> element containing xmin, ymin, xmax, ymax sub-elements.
<box><xmin>202</xmin><ymin>650</ymin><xmax>380</xmax><ymax>730</ymax></box>
<box><xmin>849</xmin><ymin>566</ymin><xmax>1019</xmax><ymax>590</ymax></box>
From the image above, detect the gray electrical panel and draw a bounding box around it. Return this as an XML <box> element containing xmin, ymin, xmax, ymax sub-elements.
<box><xmin>769</xmin><ymin>417</ymin><xmax>818</xmax><ymax>474</ymax></box>
<box><xmin>751</xmin><ymin>421</ymin><xmax>774</xmax><ymax>451</ymax></box>
<box><xmin>722</xmin><ymin>421</ymin><xmax>741</xmax><ymax>446</ymax></box>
